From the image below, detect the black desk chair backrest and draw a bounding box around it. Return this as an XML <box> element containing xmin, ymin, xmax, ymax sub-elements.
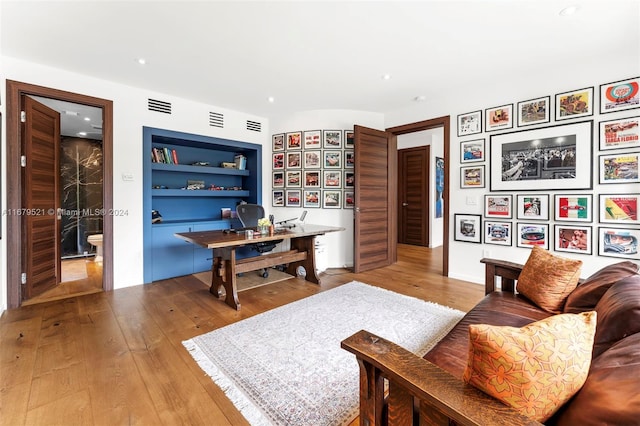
<box><xmin>236</xmin><ymin>204</ymin><xmax>265</xmax><ymax>228</ymax></box>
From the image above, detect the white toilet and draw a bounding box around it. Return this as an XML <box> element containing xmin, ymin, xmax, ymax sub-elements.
<box><xmin>87</xmin><ymin>234</ymin><xmax>103</xmax><ymax>262</ymax></box>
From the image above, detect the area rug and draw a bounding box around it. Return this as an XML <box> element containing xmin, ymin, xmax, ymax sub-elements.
<box><xmin>183</xmin><ymin>281</ymin><xmax>464</xmax><ymax>426</ymax></box>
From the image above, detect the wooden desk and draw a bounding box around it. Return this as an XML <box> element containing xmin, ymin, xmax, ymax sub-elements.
<box><xmin>175</xmin><ymin>224</ymin><xmax>344</xmax><ymax>310</ymax></box>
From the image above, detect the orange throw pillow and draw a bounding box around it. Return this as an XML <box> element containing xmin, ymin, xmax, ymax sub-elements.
<box><xmin>463</xmin><ymin>311</ymin><xmax>597</xmax><ymax>422</ymax></box>
<box><xmin>517</xmin><ymin>246</ymin><xmax>582</xmax><ymax>313</ymax></box>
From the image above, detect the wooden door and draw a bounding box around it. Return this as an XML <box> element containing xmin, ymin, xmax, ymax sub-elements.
<box><xmin>22</xmin><ymin>96</ymin><xmax>61</xmax><ymax>299</ymax></box>
<box><xmin>353</xmin><ymin>125</ymin><xmax>397</xmax><ymax>273</ymax></box>
<box><xmin>398</xmin><ymin>146</ymin><xmax>429</xmax><ymax>246</ymax></box>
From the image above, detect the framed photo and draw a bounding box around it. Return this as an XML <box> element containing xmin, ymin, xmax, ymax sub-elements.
<box><xmin>460</xmin><ymin>139</ymin><xmax>485</xmax><ymax>163</ymax></box>
<box><xmin>272</xmin><ymin>190</ymin><xmax>284</xmax><ymax>207</ymax></box>
<box><xmin>323</xmin><ymin>190</ymin><xmax>341</xmax><ymax>209</ymax></box>
<box><xmin>272</xmin><ymin>133</ymin><xmax>285</xmax><ymax>152</ymax></box>
<box><xmin>517</xmin><ymin>96</ymin><xmax>550</xmax><ymax>127</ymax></box>
<box><xmin>303</xmin><ymin>190</ymin><xmax>321</xmax><ymax>208</ymax></box>
<box><xmin>272</xmin><ymin>153</ymin><xmax>285</xmax><ymax>170</ymax></box>
<box><xmin>516</xmin><ymin>222</ymin><xmax>549</xmax><ymax>249</ymax></box>
<box><xmin>484</xmin><ymin>194</ymin><xmax>512</xmax><ymax>219</ymax></box>
<box><xmin>344</xmin><ymin>191</ymin><xmax>354</xmax><ymax>209</ymax></box>
<box><xmin>554</xmin><ymin>194</ymin><xmax>593</xmax><ymax>222</ymax></box>
<box><xmin>304</xmin><ymin>170</ymin><xmax>321</xmax><ymax>188</ymax></box>
<box><xmin>344</xmin><ymin>171</ymin><xmax>355</xmax><ymax>188</ymax></box>
<box><xmin>286</xmin><ymin>131</ymin><xmax>302</xmax><ymax>150</ymax></box>
<box><xmin>323</xmin><ymin>130</ymin><xmax>342</xmax><ymax>149</ymax></box>
<box><xmin>555</xmin><ymin>87</ymin><xmax>594</xmax><ymax>120</ymax></box>
<box><xmin>516</xmin><ymin>194</ymin><xmax>549</xmax><ymax>220</ymax></box>
<box><xmin>454</xmin><ymin>214</ymin><xmax>482</xmax><ymax>243</ymax></box>
<box><xmin>598</xmin><ymin>227</ymin><xmax>640</xmax><ymax>260</ymax></box>
<box><xmin>303</xmin><ymin>130</ymin><xmax>322</xmax><ymax>149</ymax></box>
<box><xmin>286</xmin><ymin>152</ymin><xmax>301</xmax><ymax>169</ymax></box>
<box><xmin>344</xmin><ymin>151</ymin><xmax>355</xmax><ymax>168</ymax></box>
<box><xmin>344</xmin><ymin>130</ymin><xmax>355</xmax><ymax>147</ymax></box>
<box><xmin>460</xmin><ymin>165</ymin><xmax>485</xmax><ymax>189</ymax></box>
<box><xmin>555</xmin><ymin>225</ymin><xmax>592</xmax><ymax>255</ymax></box>
<box><xmin>599</xmin><ymin>194</ymin><xmax>639</xmax><ymax>224</ymax></box>
<box><xmin>599</xmin><ymin>116</ymin><xmax>640</xmax><ymax>151</ymax></box>
<box><xmin>304</xmin><ymin>150</ymin><xmax>322</xmax><ymax>169</ymax></box>
<box><xmin>485</xmin><ymin>104</ymin><xmax>513</xmax><ymax>132</ymax></box>
<box><xmin>489</xmin><ymin>121</ymin><xmax>593</xmax><ymax>191</ymax></box>
<box><xmin>272</xmin><ymin>171</ymin><xmax>284</xmax><ymax>188</ymax></box>
<box><xmin>483</xmin><ymin>221</ymin><xmax>512</xmax><ymax>246</ymax></box>
<box><xmin>285</xmin><ymin>190</ymin><xmax>301</xmax><ymax>207</ymax></box>
<box><xmin>599</xmin><ymin>152</ymin><xmax>640</xmax><ymax>184</ymax></box>
<box><xmin>323</xmin><ymin>170</ymin><xmax>342</xmax><ymax>188</ymax></box>
<box><xmin>600</xmin><ymin>76</ymin><xmax>640</xmax><ymax>114</ymax></box>
<box><xmin>286</xmin><ymin>170</ymin><xmax>301</xmax><ymax>187</ymax></box>
<box><xmin>457</xmin><ymin>110</ymin><xmax>482</xmax><ymax>136</ymax></box>
<box><xmin>324</xmin><ymin>150</ymin><xmax>342</xmax><ymax>168</ymax></box>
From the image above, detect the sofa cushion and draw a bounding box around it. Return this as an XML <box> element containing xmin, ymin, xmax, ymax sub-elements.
<box><xmin>463</xmin><ymin>311</ymin><xmax>597</xmax><ymax>423</ymax></box>
<box><xmin>564</xmin><ymin>261</ymin><xmax>639</xmax><ymax>313</ymax></box>
<box><xmin>553</xmin><ymin>332</ymin><xmax>640</xmax><ymax>426</ymax></box>
<box><xmin>517</xmin><ymin>246</ymin><xmax>582</xmax><ymax>314</ymax></box>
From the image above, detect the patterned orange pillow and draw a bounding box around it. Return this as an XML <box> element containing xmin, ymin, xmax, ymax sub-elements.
<box><xmin>517</xmin><ymin>246</ymin><xmax>582</xmax><ymax>313</ymax></box>
<box><xmin>463</xmin><ymin>311</ymin><xmax>597</xmax><ymax>422</ymax></box>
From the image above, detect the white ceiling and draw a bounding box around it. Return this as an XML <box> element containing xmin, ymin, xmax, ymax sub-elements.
<box><xmin>2</xmin><ymin>1</ymin><xmax>640</xmax><ymax>119</ymax></box>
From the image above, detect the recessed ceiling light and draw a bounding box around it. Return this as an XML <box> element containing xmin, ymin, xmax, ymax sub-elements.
<box><xmin>267</xmin><ymin>96</ymin><xmax>275</xmax><ymax>103</ymax></box>
<box><xmin>381</xmin><ymin>74</ymin><xmax>391</xmax><ymax>80</ymax></box>
<box><xmin>414</xmin><ymin>95</ymin><xmax>427</xmax><ymax>102</ymax></box>
<box><xmin>559</xmin><ymin>5</ymin><xmax>579</xmax><ymax>16</ymax></box>
<box><xmin>84</xmin><ymin>117</ymin><xmax>91</xmax><ymax>121</ymax></box>
<box><xmin>77</xmin><ymin>132</ymin><xmax>87</xmax><ymax>136</ymax></box>
<box><xmin>136</xmin><ymin>58</ymin><xmax>147</xmax><ymax>65</ymax></box>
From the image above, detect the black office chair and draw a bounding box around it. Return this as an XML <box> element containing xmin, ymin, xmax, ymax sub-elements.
<box><xmin>236</xmin><ymin>204</ymin><xmax>280</xmax><ymax>277</ymax></box>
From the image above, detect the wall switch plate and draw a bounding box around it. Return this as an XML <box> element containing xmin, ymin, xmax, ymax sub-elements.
<box><xmin>121</xmin><ymin>173</ymin><xmax>134</xmax><ymax>181</ymax></box>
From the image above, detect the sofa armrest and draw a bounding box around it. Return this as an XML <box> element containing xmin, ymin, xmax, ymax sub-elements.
<box><xmin>481</xmin><ymin>257</ymin><xmax>524</xmax><ymax>295</ymax></box>
<box><xmin>341</xmin><ymin>330</ymin><xmax>541</xmax><ymax>426</ymax></box>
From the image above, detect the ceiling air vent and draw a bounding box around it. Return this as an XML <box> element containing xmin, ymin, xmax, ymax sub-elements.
<box><xmin>246</xmin><ymin>120</ymin><xmax>262</xmax><ymax>132</ymax></box>
<box><xmin>209</xmin><ymin>111</ymin><xmax>224</xmax><ymax>128</ymax></box>
<box><xmin>148</xmin><ymin>98</ymin><xmax>172</xmax><ymax>114</ymax></box>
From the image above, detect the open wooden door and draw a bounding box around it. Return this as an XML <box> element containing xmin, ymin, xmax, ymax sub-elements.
<box><xmin>353</xmin><ymin>125</ymin><xmax>397</xmax><ymax>273</ymax></box>
<box><xmin>22</xmin><ymin>96</ymin><xmax>61</xmax><ymax>299</ymax></box>
<box><xmin>398</xmin><ymin>146</ymin><xmax>429</xmax><ymax>246</ymax></box>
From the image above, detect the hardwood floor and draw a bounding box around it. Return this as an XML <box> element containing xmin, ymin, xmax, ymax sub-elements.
<box><xmin>0</xmin><ymin>245</ymin><xmax>484</xmax><ymax>425</ymax></box>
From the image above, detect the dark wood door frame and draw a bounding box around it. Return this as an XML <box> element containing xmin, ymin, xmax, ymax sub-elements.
<box><xmin>387</xmin><ymin>116</ymin><xmax>450</xmax><ymax>276</ymax></box>
<box><xmin>6</xmin><ymin>80</ymin><xmax>114</xmax><ymax>308</ymax></box>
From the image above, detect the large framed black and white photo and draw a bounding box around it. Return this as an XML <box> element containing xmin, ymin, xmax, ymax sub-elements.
<box><xmin>489</xmin><ymin>121</ymin><xmax>593</xmax><ymax>192</ymax></box>
<box><xmin>454</xmin><ymin>214</ymin><xmax>482</xmax><ymax>243</ymax></box>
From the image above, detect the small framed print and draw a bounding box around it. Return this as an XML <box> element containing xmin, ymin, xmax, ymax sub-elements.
<box><xmin>323</xmin><ymin>130</ymin><xmax>342</xmax><ymax>149</ymax></box>
<box><xmin>599</xmin><ymin>194</ymin><xmax>639</xmax><ymax>224</ymax></box>
<box><xmin>517</xmin><ymin>96</ymin><xmax>550</xmax><ymax>127</ymax></box>
<box><xmin>344</xmin><ymin>151</ymin><xmax>355</xmax><ymax>168</ymax></box>
<box><xmin>286</xmin><ymin>152</ymin><xmax>301</xmax><ymax>169</ymax></box>
<box><xmin>555</xmin><ymin>87</ymin><xmax>594</xmax><ymax>120</ymax></box>
<box><xmin>344</xmin><ymin>130</ymin><xmax>355</xmax><ymax>147</ymax></box>
<box><xmin>272</xmin><ymin>190</ymin><xmax>285</xmax><ymax>207</ymax></box>
<box><xmin>272</xmin><ymin>133</ymin><xmax>285</xmax><ymax>152</ymax></box>
<box><xmin>516</xmin><ymin>194</ymin><xmax>549</xmax><ymax>220</ymax></box>
<box><xmin>484</xmin><ymin>194</ymin><xmax>512</xmax><ymax>219</ymax></box>
<box><xmin>454</xmin><ymin>214</ymin><xmax>482</xmax><ymax>243</ymax></box>
<box><xmin>344</xmin><ymin>171</ymin><xmax>355</xmax><ymax>188</ymax></box>
<box><xmin>273</xmin><ymin>153</ymin><xmax>284</xmax><ymax>170</ymax></box>
<box><xmin>324</xmin><ymin>150</ymin><xmax>342</xmax><ymax>168</ymax></box>
<box><xmin>286</xmin><ymin>190</ymin><xmax>301</xmax><ymax>207</ymax></box>
<box><xmin>303</xmin><ymin>170</ymin><xmax>321</xmax><ymax>188</ymax></box>
<box><xmin>598</xmin><ymin>227</ymin><xmax>640</xmax><ymax>260</ymax></box>
<box><xmin>460</xmin><ymin>139</ymin><xmax>485</xmax><ymax>163</ymax></box>
<box><xmin>323</xmin><ymin>170</ymin><xmax>342</xmax><ymax>188</ymax></box>
<box><xmin>485</xmin><ymin>104</ymin><xmax>513</xmax><ymax>132</ymax></box>
<box><xmin>555</xmin><ymin>225</ymin><xmax>592</xmax><ymax>255</ymax></box>
<box><xmin>303</xmin><ymin>190</ymin><xmax>321</xmax><ymax>208</ymax></box>
<box><xmin>460</xmin><ymin>165</ymin><xmax>485</xmax><ymax>188</ymax></box>
<box><xmin>483</xmin><ymin>221</ymin><xmax>512</xmax><ymax>246</ymax></box>
<box><xmin>272</xmin><ymin>171</ymin><xmax>284</xmax><ymax>188</ymax></box>
<box><xmin>599</xmin><ymin>116</ymin><xmax>640</xmax><ymax>151</ymax></box>
<box><xmin>286</xmin><ymin>131</ymin><xmax>302</xmax><ymax>150</ymax></box>
<box><xmin>599</xmin><ymin>152</ymin><xmax>640</xmax><ymax>184</ymax></box>
<box><xmin>344</xmin><ymin>191</ymin><xmax>354</xmax><ymax>209</ymax></box>
<box><xmin>554</xmin><ymin>194</ymin><xmax>593</xmax><ymax>222</ymax></box>
<box><xmin>303</xmin><ymin>130</ymin><xmax>322</xmax><ymax>149</ymax></box>
<box><xmin>457</xmin><ymin>110</ymin><xmax>482</xmax><ymax>136</ymax></box>
<box><xmin>286</xmin><ymin>170</ymin><xmax>301</xmax><ymax>187</ymax></box>
<box><xmin>600</xmin><ymin>76</ymin><xmax>640</xmax><ymax>114</ymax></box>
<box><xmin>516</xmin><ymin>222</ymin><xmax>549</xmax><ymax>249</ymax></box>
<box><xmin>323</xmin><ymin>190</ymin><xmax>341</xmax><ymax>209</ymax></box>
<box><xmin>304</xmin><ymin>150</ymin><xmax>322</xmax><ymax>169</ymax></box>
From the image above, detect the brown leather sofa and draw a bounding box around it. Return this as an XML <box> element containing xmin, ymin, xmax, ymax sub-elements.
<box><xmin>342</xmin><ymin>258</ymin><xmax>640</xmax><ymax>426</ymax></box>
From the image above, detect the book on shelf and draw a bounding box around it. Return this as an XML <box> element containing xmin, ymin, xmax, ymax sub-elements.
<box><xmin>151</xmin><ymin>147</ymin><xmax>179</xmax><ymax>164</ymax></box>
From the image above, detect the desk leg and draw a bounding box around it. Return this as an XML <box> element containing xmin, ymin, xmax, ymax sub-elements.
<box><xmin>287</xmin><ymin>235</ymin><xmax>320</xmax><ymax>284</ymax></box>
<box><xmin>210</xmin><ymin>247</ymin><xmax>241</xmax><ymax>310</ymax></box>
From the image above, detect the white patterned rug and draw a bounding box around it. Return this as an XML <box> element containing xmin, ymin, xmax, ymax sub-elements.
<box><xmin>183</xmin><ymin>281</ymin><xmax>464</xmax><ymax>426</ymax></box>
